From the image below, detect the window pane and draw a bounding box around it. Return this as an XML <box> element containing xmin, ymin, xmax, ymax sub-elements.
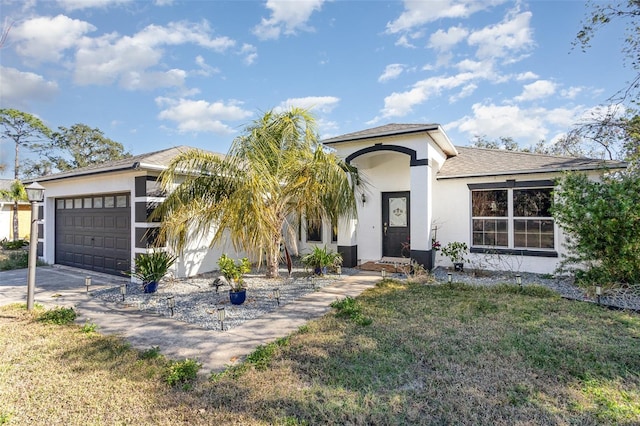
<box><xmin>116</xmin><ymin>195</ymin><xmax>127</xmax><ymax>208</ymax></box>
<box><xmin>472</xmin><ymin>190</ymin><xmax>507</xmax><ymax>216</ymax></box>
<box><xmin>306</xmin><ymin>219</ymin><xmax>322</xmax><ymax>242</ymax></box>
<box><xmin>514</xmin><ymin>188</ymin><xmax>552</xmax><ymax>217</ymax></box>
<box><xmin>65</xmin><ymin>199</ymin><xmax>73</xmax><ymax>209</ymax></box>
<box><xmin>83</xmin><ymin>198</ymin><xmax>92</xmax><ymax>208</ymax></box>
<box><xmin>514</xmin><ymin>219</ymin><xmax>555</xmax><ymax>249</ymax></box>
<box><xmin>472</xmin><ymin>219</ymin><xmax>508</xmax><ymax>247</ymax></box>
<box><xmin>74</xmin><ymin>198</ymin><xmax>82</xmax><ymax>208</ymax></box>
<box><xmin>104</xmin><ymin>196</ymin><xmax>114</xmax><ymax>208</ymax></box>
<box><xmin>56</xmin><ymin>199</ymin><xmax>64</xmax><ymax>209</ymax></box>
<box><xmin>93</xmin><ymin>197</ymin><xmax>103</xmax><ymax>208</ymax></box>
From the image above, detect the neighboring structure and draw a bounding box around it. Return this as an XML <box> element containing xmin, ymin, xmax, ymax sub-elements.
<box><xmin>29</xmin><ymin>125</ymin><xmax>626</xmax><ymax>278</ymax></box>
<box><xmin>320</xmin><ymin>124</ymin><xmax>627</xmax><ymax>274</ymax></box>
<box><xmin>30</xmin><ymin>146</ymin><xmax>237</xmax><ymax>278</ymax></box>
<box><xmin>0</xmin><ymin>179</ymin><xmax>31</xmax><ymax>241</ymax></box>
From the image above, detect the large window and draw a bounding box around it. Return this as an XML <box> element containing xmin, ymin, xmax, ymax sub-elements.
<box><xmin>471</xmin><ymin>186</ymin><xmax>554</xmax><ymax>250</ymax></box>
<box><xmin>306</xmin><ymin>218</ymin><xmax>322</xmax><ymax>243</ymax></box>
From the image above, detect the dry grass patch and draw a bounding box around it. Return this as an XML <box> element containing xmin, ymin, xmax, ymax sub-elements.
<box><xmin>1</xmin><ymin>279</ymin><xmax>639</xmax><ymax>425</ymax></box>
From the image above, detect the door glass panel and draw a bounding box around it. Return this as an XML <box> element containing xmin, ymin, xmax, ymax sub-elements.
<box><xmin>388</xmin><ymin>197</ymin><xmax>407</xmax><ymax>227</ymax></box>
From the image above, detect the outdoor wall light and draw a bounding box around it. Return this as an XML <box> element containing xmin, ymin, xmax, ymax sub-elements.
<box><xmin>273</xmin><ymin>288</ymin><xmax>280</xmax><ymax>306</ymax></box>
<box><xmin>167</xmin><ymin>295</ymin><xmax>175</xmax><ymax>316</ymax></box>
<box><xmin>361</xmin><ymin>193</ymin><xmax>366</xmax><ymax>205</ymax></box>
<box><xmin>120</xmin><ymin>283</ymin><xmax>127</xmax><ymax>301</ymax></box>
<box><xmin>217</xmin><ymin>307</ymin><xmax>226</xmax><ymax>331</ymax></box>
<box><xmin>595</xmin><ymin>285</ymin><xmax>602</xmax><ymax>305</ymax></box>
<box><xmin>516</xmin><ymin>274</ymin><xmax>522</xmax><ymax>288</ymax></box>
<box><xmin>85</xmin><ymin>277</ymin><xmax>91</xmax><ymax>293</ymax></box>
<box><xmin>447</xmin><ymin>272</ymin><xmax>453</xmax><ymax>284</ymax></box>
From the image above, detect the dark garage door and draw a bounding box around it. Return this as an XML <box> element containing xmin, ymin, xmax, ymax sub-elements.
<box><xmin>55</xmin><ymin>193</ymin><xmax>131</xmax><ymax>276</ymax></box>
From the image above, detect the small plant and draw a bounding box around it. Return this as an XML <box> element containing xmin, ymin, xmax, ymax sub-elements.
<box><xmin>80</xmin><ymin>320</ymin><xmax>97</xmax><ymax>333</ymax></box>
<box><xmin>0</xmin><ymin>251</ymin><xmax>29</xmax><ymax>270</ymax></box>
<box><xmin>140</xmin><ymin>346</ymin><xmax>163</xmax><ymax>360</ymax></box>
<box><xmin>301</xmin><ymin>245</ymin><xmax>342</xmax><ymax>275</ymax></box>
<box><xmin>330</xmin><ymin>296</ymin><xmax>372</xmax><ymax>326</ymax></box>
<box><xmin>217</xmin><ymin>254</ymin><xmax>251</xmax><ymax>292</ymax></box>
<box><xmin>441</xmin><ymin>241</ymin><xmax>469</xmax><ymax>267</ymax></box>
<box><xmin>38</xmin><ymin>307</ymin><xmax>77</xmax><ymax>325</ymax></box>
<box><xmin>165</xmin><ymin>358</ymin><xmax>201</xmax><ymax>389</ymax></box>
<box><xmin>0</xmin><ymin>238</ymin><xmax>28</xmax><ymax>250</ymax></box>
<box><xmin>128</xmin><ymin>251</ymin><xmax>177</xmax><ymax>292</ymax></box>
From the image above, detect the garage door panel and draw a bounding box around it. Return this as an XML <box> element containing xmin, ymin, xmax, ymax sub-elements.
<box><xmin>56</xmin><ymin>193</ymin><xmax>131</xmax><ymax>276</ymax></box>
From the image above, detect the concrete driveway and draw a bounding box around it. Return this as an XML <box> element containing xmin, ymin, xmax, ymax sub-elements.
<box><xmin>0</xmin><ymin>265</ymin><xmax>126</xmax><ymax>308</ymax></box>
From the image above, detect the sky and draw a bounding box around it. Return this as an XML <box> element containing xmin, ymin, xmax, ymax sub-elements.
<box><xmin>0</xmin><ymin>0</ymin><xmax>634</xmax><ymax>179</ymax></box>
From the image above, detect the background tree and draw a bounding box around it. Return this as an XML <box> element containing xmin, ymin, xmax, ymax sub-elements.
<box><xmin>0</xmin><ymin>109</ymin><xmax>51</xmax><ymax>240</ymax></box>
<box><xmin>156</xmin><ymin>108</ymin><xmax>362</xmax><ymax>278</ymax></box>
<box><xmin>23</xmin><ymin>124</ymin><xmax>131</xmax><ymax>177</ymax></box>
<box><xmin>0</xmin><ymin>180</ymin><xmax>27</xmax><ymax>241</ymax></box>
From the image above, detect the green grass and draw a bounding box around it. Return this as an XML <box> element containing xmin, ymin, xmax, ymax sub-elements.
<box><xmin>1</xmin><ymin>280</ymin><xmax>639</xmax><ymax>425</ymax></box>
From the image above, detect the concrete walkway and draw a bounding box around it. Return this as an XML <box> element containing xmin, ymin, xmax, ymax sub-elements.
<box><xmin>0</xmin><ymin>265</ymin><xmax>380</xmax><ymax>372</ymax></box>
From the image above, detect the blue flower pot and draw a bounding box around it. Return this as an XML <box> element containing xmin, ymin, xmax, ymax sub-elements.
<box><xmin>143</xmin><ymin>281</ymin><xmax>158</xmax><ymax>293</ymax></box>
<box><xmin>229</xmin><ymin>289</ymin><xmax>247</xmax><ymax>305</ymax></box>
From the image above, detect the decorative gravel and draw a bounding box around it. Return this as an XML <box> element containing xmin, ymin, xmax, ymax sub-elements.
<box><xmin>431</xmin><ymin>267</ymin><xmax>640</xmax><ymax>312</ymax></box>
<box><xmin>92</xmin><ymin>265</ymin><xmax>640</xmax><ymax>332</ymax></box>
<box><xmin>92</xmin><ymin>267</ymin><xmax>360</xmax><ymax>331</ymax></box>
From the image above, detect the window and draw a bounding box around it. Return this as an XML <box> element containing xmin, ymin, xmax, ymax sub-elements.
<box><xmin>471</xmin><ymin>186</ymin><xmax>554</xmax><ymax>250</ymax></box>
<box><xmin>306</xmin><ymin>219</ymin><xmax>322</xmax><ymax>242</ymax></box>
<box><xmin>331</xmin><ymin>216</ymin><xmax>338</xmax><ymax>243</ymax></box>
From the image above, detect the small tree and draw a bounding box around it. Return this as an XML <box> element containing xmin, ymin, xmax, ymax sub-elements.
<box><xmin>552</xmin><ymin>171</ymin><xmax>640</xmax><ymax>286</ymax></box>
<box><xmin>0</xmin><ymin>109</ymin><xmax>51</xmax><ymax>240</ymax></box>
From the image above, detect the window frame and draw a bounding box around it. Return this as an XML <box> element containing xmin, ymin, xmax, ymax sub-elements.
<box><xmin>468</xmin><ymin>180</ymin><xmax>558</xmax><ymax>257</ymax></box>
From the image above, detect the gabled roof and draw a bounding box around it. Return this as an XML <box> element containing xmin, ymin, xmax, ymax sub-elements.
<box><xmin>322</xmin><ymin>123</ymin><xmax>458</xmax><ymax>156</ymax></box>
<box><xmin>30</xmin><ymin>146</ymin><xmax>224</xmax><ymax>183</ymax></box>
<box><xmin>438</xmin><ymin>146</ymin><xmax>627</xmax><ymax>179</ymax></box>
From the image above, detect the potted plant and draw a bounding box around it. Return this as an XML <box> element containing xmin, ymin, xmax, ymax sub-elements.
<box><xmin>301</xmin><ymin>245</ymin><xmax>342</xmax><ymax>275</ymax></box>
<box><xmin>129</xmin><ymin>251</ymin><xmax>177</xmax><ymax>293</ymax></box>
<box><xmin>217</xmin><ymin>254</ymin><xmax>251</xmax><ymax>305</ymax></box>
<box><xmin>440</xmin><ymin>241</ymin><xmax>468</xmax><ymax>271</ymax></box>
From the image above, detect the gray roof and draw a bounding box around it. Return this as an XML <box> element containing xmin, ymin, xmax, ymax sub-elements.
<box><xmin>438</xmin><ymin>146</ymin><xmax>627</xmax><ymax>179</ymax></box>
<box><xmin>30</xmin><ymin>146</ymin><xmax>224</xmax><ymax>183</ymax></box>
<box><xmin>322</xmin><ymin>123</ymin><xmax>441</xmax><ymax>144</ymax></box>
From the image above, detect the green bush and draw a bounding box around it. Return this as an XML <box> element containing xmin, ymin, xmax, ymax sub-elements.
<box><xmin>165</xmin><ymin>358</ymin><xmax>201</xmax><ymax>389</ymax></box>
<box><xmin>0</xmin><ymin>251</ymin><xmax>29</xmax><ymax>270</ymax></box>
<box><xmin>38</xmin><ymin>307</ymin><xmax>77</xmax><ymax>325</ymax></box>
<box><xmin>0</xmin><ymin>239</ymin><xmax>28</xmax><ymax>250</ymax></box>
<box><xmin>330</xmin><ymin>296</ymin><xmax>373</xmax><ymax>326</ymax></box>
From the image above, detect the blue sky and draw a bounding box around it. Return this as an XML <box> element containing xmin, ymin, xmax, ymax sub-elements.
<box><xmin>0</xmin><ymin>0</ymin><xmax>633</xmax><ymax>178</ymax></box>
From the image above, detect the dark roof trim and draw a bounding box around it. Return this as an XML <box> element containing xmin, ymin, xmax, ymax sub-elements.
<box><xmin>345</xmin><ymin>144</ymin><xmax>428</xmax><ymax>167</ymax></box>
<box><xmin>24</xmin><ymin>163</ymin><xmax>142</xmax><ymax>184</ymax></box>
<box><xmin>467</xmin><ymin>179</ymin><xmax>556</xmax><ymax>190</ymax></box>
<box><xmin>324</xmin><ymin>125</ymin><xmax>440</xmax><ymax>145</ymax></box>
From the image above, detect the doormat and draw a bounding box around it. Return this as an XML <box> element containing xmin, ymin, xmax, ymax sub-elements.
<box><xmin>358</xmin><ymin>261</ymin><xmax>409</xmax><ymax>273</ymax></box>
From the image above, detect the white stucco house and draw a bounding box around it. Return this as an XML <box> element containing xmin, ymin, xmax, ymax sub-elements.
<box><xmin>29</xmin><ymin>124</ymin><xmax>626</xmax><ymax>279</ymax></box>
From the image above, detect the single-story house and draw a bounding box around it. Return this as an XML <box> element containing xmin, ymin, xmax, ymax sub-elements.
<box><xmin>30</xmin><ymin>124</ymin><xmax>626</xmax><ymax>278</ymax></box>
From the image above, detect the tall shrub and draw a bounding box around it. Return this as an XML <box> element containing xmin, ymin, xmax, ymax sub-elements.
<box><xmin>552</xmin><ymin>171</ymin><xmax>640</xmax><ymax>286</ymax></box>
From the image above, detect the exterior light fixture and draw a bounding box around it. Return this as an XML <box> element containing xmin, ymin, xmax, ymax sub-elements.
<box><xmin>26</xmin><ymin>182</ymin><xmax>45</xmax><ymax>311</ymax></box>
<box><xmin>336</xmin><ymin>265</ymin><xmax>342</xmax><ymax>276</ymax></box>
<box><xmin>85</xmin><ymin>277</ymin><xmax>91</xmax><ymax>293</ymax></box>
<box><xmin>516</xmin><ymin>274</ymin><xmax>522</xmax><ymax>288</ymax></box>
<box><xmin>120</xmin><ymin>282</ymin><xmax>127</xmax><ymax>301</ymax></box>
<box><xmin>273</xmin><ymin>288</ymin><xmax>280</xmax><ymax>306</ymax></box>
<box><xmin>167</xmin><ymin>295</ymin><xmax>175</xmax><ymax>316</ymax></box>
<box><xmin>447</xmin><ymin>272</ymin><xmax>453</xmax><ymax>284</ymax></box>
<box><xmin>361</xmin><ymin>193</ymin><xmax>366</xmax><ymax>205</ymax></box>
<box><xmin>595</xmin><ymin>285</ymin><xmax>602</xmax><ymax>305</ymax></box>
<box><xmin>381</xmin><ymin>269</ymin><xmax>387</xmax><ymax>278</ymax></box>
<box><xmin>217</xmin><ymin>307</ymin><xmax>225</xmax><ymax>331</ymax></box>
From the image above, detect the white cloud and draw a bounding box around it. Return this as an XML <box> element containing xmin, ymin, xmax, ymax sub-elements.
<box><xmin>378</xmin><ymin>72</ymin><xmax>476</xmax><ymax>118</ymax></box>
<box><xmin>561</xmin><ymin>86</ymin><xmax>583</xmax><ymax>99</ymax></box>
<box><xmin>516</xmin><ymin>71</ymin><xmax>538</xmax><ymax>81</ymax></box>
<box><xmin>74</xmin><ymin>20</ymin><xmax>235</xmax><ymax>88</ymax></box>
<box><xmin>253</xmin><ymin>0</ymin><xmax>325</xmax><ymax>40</ymax></box>
<box><xmin>10</xmin><ymin>14</ymin><xmax>96</xmax><ymax>63</ymax></box>
<box><xmin>386</xmin><ymin>0</ymin><xmax>506</xmax><ymax>34</ymax></box>
<box><xmin>156</xmin><ymin>97</ymin><xmax>253</xmax><ymax>134</ymax></box>
<box><xmin>468</xmin><ymin>11</ymin><xmax>533</xmax><ymax>60</ymax></box>
<box><xmin>447</xmin><ymin>102</ymin><xmax>584</xmax><ymax>144</ymax></box>
<box><xmin>395</xmin><ymin>35</ymin><xmax>415</xmax><ymax>48</ymax></box>
<box><xmin>514</xmin><ymin>80</ymin><xmax>556</xmax><ymax>102</ymax></box>
<box><xmin>378</xmin><ymin>64</ymin><xmax>405</xmax><ymax>82</ymax></box>
<box><xmin>120</xmin><ymin>69</ymin><xmax>187</xmax><ymax>90</ymax></box>
<box><xmin>239</xmin><ymin>43</ymin><xmax>258</xmax><ymax>65</ymax></box>
<box><xmin>428</xmin><ymin>25</ymin><xmax>468</xmax><ymax>51</ymax></box>
<box><xmin>0</xmin><ymin>66</ymin><xmax>58</xmax><ymax>106</ymax></box>
<box><xmin>57</xmin><ymin>0</ymin><xmax>132</xmax><ymax>11</ymax></box>
<box><xmin>194</xmin><ymin>55</ymin><xmax>219</xmax><ymax>77</ymax></box>
<box><xmin>276</xmin><ymin>96</ymin><xmax>340</xmax><ymax>113</ymax></box>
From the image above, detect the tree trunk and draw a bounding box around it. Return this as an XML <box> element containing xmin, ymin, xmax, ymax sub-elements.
<box><xmin>12</xmin><ymin>201</ymin><xmax>19</xmax><ymax>241</ymax></box>
<box><xmin>265</xmin><ymin>238</ymin><xmax>280</xmax><ymax>278</ymax></box>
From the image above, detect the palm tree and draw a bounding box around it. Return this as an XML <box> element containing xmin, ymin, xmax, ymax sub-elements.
<box><xmin>0</xmin><ymin>180</ymin><xmax>27</xmax><ymax>241</ymax></box>
<box><xmin>156</xmin><ymin>108</ymin><xmax>362</xmax><ymax>278</ymax></box>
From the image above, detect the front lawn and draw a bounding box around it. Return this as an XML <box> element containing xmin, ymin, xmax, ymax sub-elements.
<box><xmin>1</xmin><ymin>279</ymin><xmax>638</xmax><ymax>425</ymax></box>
